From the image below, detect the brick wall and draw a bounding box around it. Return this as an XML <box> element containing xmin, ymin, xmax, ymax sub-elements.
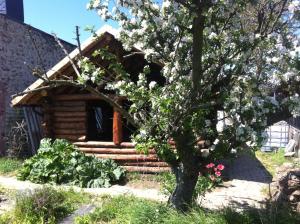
<box><xmin>0</xmin><ymin>15</ymin><xmax>75</xmax><ymax>154</ymax></box>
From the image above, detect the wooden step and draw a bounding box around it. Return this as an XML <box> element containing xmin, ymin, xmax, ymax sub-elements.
<box><xmin>74</xmin><ymin>141</ymin><xmax>134</xmax><ymax>148</ymax></box>
<box><xmin>119</xmin><ymin>161</ymin><xmax>169</xmax><ymax>167</ymax></box>
<box><xmin>122</xmin><ymin>166</ymin><xmax>171</xmax><ymax>173</ymax></box>
<box><xmin>87</xmin><ymin>153</ymin><xmax>159</xmax><ymax>161</ymax></box>
<box><xmin>78</xmin><ymin>147</ymin><xmax>156</xmax><ymax>154</ymax></box>
<box><xmin>55</xmin><ymin>135</ymin><xmax>86</xmax><ymax>141</ymax></box>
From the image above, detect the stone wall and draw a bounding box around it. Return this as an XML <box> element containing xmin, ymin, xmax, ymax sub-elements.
<box><xmin>0</xmin><ymin>14</ymin><xmax>75</xmax><ymax>154</ymax></box>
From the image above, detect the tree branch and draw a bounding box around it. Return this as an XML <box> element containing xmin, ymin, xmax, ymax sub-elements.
<box><xmin>53</xmin><ymin>33</ymin><xmax>81</xmax><ymax>77</ymax></box>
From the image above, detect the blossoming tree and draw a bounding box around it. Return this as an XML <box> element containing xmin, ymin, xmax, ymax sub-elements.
<box><xmin>20</xmin><ymin>0</ymin><xmax>300</xmax><ymax>210</ymax></box>
<box><xmin>83</xmin><ymin>0</ymin><xmax>300</xmax><ymax>210</ymax></box>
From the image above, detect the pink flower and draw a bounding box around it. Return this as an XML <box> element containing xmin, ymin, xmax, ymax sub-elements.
<box><xmin>215</xmin><ymin>171</ymin><xmax>221</xmax><ymax>177</ymax></box>
<box><xmin>206</xmin><ymin>163</ymin><xmax>215</xmax><ymax>168</ymax></box>
<box><xmin>217</xmin><ymin>164</ymin><xmax>225</xmax><ymax>171</ymax></box>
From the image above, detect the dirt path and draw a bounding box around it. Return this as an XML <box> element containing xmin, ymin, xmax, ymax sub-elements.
<box><xmin>201</xmin><ymin>154</ymin><xmax>272</xmax><ymax>210</ymax></box>
<box><xmin>0</xmin><ymin>154</ymin><xmax>271</xmax><ymax>215</ymax></box>
<box><xmin>0</xmin><ymin>176</ymin><xmax>167</xmax><ymax>202</ymax></box>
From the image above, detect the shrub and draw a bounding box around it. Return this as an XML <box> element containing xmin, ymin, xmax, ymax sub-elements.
<box><xmin>13</xmin><ymin>187</ymin><xmax>71</xmax><ymax>223</ymax></box>
<box><xmin>1</xmin><ymin>187</ymin><xmax>90</xmax><ymax>224</ymax></box>
<box><xmin>0</xmin><ymin>158</ymin><xmax>22</xmax><ymax>175</ymax></box>
<box><xmin>17</xmin><ymin>138</ymin><xmax>126</xmax><ymax>188</ymax></box>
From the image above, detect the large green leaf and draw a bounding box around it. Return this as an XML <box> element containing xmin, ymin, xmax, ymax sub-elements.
<box><xmin>17</xmin><ymin>138</ymin><xmax>126</xmax><ymax>188</ymax></box>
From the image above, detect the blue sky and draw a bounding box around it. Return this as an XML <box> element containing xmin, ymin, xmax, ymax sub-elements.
<box><xmin>24</xmin><ymin>0</ymin><xmax>116</xmax><ymax>44</ymax></box>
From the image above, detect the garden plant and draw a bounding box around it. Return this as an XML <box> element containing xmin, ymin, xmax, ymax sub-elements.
<box><xmin>18</xmin><ymin>138</ymin><xmax>126</xmax><ymax>188</ymax></box>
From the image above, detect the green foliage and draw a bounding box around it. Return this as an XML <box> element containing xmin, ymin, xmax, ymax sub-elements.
<box><xmin>17</xmin><ymin>139</ymin><xmax>126</xmax><ymax>188</ymax></box>
<box><xmin>0</xmin><ymin>187</ymin><xmax>90</xmax><ymax>224</ymax></box>
<box><xmin>0</xmin><ymin>157</ymin><xmax>22</xmax><ymax>175</ymax></box>
<box><xmin>3</xmin><ymin>187</ymin><xmax>69</xmax><ymax>223</ymax></box>
<box><xmin>75</xmin><ymin>195</ymin><xmax>300</xmax><ymax>224</ymax></box>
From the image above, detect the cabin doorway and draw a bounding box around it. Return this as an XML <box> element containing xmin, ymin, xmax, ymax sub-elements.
<box><xmin>87</xmin><ymin>100</ymin><xmax>113</xmax><ymax>141</ymax></box>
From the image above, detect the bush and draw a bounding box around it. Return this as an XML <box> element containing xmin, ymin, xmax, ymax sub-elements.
<box><xmin>0</xmin><ymin>158</ymin><xmax>22</xmax><ymax>175</ymax></box>
<box><xmin>17</xmin><ymin>139</ymin><xmax>126</xmax><ymax>188</ymax></box>
<box><xmin>0</xmin><ymin>187</ymin><xmax>89</xmax><ymax>224</ymax></box>
<box><xmin>13</xmin><ymin>187</ymin><xmax>71</xmax><ymax>223</ymax></box>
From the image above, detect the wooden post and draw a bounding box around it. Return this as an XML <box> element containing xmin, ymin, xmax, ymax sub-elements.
<box><xmin>113</xmin><ymin>107</ymin><xmax>123</xmax><ymax>146</ymax></box>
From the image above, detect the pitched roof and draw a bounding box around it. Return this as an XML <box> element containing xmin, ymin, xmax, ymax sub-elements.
<box><xmin>11</xmin><ymin>25</ymin><xmax>121</xmax><ymax>106</ymax></box>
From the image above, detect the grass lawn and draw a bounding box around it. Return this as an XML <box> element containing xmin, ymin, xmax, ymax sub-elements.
<box><xmin>0</xmin><ymin>158</ymin><xmax>23</xmax><ymax>176</ymax></box>
<box><xmin>75</xmin><ymin>195</ymin><xmax>300</xmax><ymax>224</ymax></box>
<box><xmin>255</xmin><ymin>149</ymin><xmax>295</xmax><ymax>176</ymax></box>
<box><xmin>0</xmin><ymin>186</ymin><xmax>91</xmax><ymax>224</ymax></box>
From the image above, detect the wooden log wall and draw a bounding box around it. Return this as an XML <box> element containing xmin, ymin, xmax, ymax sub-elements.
<box><xmin>43</xmin><ymin>100</ymin><xmax>87</xmax><ymax>142</ymax></box>
<box><xmin>41</xmin><ymin>94</ymin><xmax>171</xmax><ymax>173</ymax></box>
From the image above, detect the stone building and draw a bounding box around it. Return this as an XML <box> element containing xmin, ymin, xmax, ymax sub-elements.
<box><xmin>0</xmin><ymin>0</ymin><xmax>75</xmax><ymax>154</ymax></box>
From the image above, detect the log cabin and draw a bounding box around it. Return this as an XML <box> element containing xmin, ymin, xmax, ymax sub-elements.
<box><xmin>11</xmin><ymin>26</ymin><xmax>170</xmax><ymax>173</ymax></box>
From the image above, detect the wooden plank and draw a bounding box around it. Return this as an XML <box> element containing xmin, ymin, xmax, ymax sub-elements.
<box><xmin>55</xmin><ymin>135</ymin><xmax>86</xmax><ymax>141</ymax></box>
<box><xmin>87</xmin><ymin>153</ymin><xmax>159</xmax><ymax>161</ymax></box>
<box><xmin>54</xmin><ymin>94</ymin><xmax>126</xmax><ymax>101</ymax></box>
<box><xmin>54</xmin><ymin>122</ymin><xmax>86</xmax><ymax>129</ymax></box>
<box><xmin>54</xmin><ymin>111</ymin><xmax>86</xmax><ymax>117</ymax></box>
<box><xmin>113</xmin><ymin>109</ymin><xmax>123</xmax><ymax>145</ymax></box>
<box><xmin>54</xmin><ymin>117</ymin><xmax>86</xmax><ymax>122</ymax></box>
<box><xmin>55</xmin><ymin>94</ymin><xmax>103</xmax><ymax>101</ymax></box>
<box><xmin>55</xmin><ymin>129</ymin><xmax>86</xmax><ymax>135</ymax></box>
<box><xmin>54</xmin><ymin>101</ymin><xmax>86</xmax><ymax>107</ymax></box>
<box><xmin>74</xmin><ymin>141</ymin><xmax>134</xmax><ymax>148</ymax></box>
<box><xmin>78</xmin><ymin>147</ymin><xmax>156</xmax><ymax>154</ymax></box>
<box><xmin>74</xmin><ymin>141</ymin><xmax>118</xmax><ymax>148</ymax></box>
<box><xmin>120</xmin><ymin>142</ymin><xmax>135</xmax><ymax>148</ymax></box>
<box><xmin>122</xmin><ymin>166</ymin><xmax>171</xmax><ymax>173</ymax></box>
<box><xmin>52</xmin><ymin>106</ymin><xmax>86</xmax><ymax>112</ymax></box>
<box><xmin>119</xmin><ymin>161</ymin><xmax>169</xmax><ymax>167</ymax></box>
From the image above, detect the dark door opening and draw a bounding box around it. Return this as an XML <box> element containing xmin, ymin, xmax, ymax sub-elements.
<box><xmin>87</xmin><ymin>100</ymin><xmax>113</xmax><ymax>141</ymax></box>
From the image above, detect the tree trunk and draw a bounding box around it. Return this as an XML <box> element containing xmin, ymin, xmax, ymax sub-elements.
<box><xmin>169</xmin><ymin>165</ymin><xmax>199</xmax><ymax>211</ymax></box>
<box><xmin>168</xmin><ymin>132</ymin><xmax>201</xmax><ymax>211</ymax></box>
